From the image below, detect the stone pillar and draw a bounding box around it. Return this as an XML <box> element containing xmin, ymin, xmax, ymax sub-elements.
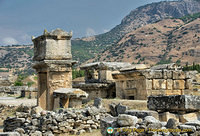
<box><xmin>32</xmin><ymin>28</ymin><xmax>75</xmax><ymax>111</ymax></box>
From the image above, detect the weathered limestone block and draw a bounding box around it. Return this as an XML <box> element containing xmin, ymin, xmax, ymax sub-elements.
<box><xmin>32</xmin><ymin>29</ymin><xmax>72</xmax><ymax>61</ymax></box>
<box><xmin>185</xmin><ymin>79</ymin><xmax>193</xmax><ymax>89</ymax></box>
<box><xmin>185</xmin><ymin>71</ymin><xmax>198</xmax><ymax>79</ymax></box>
<box><xmin>124</xmin><ymin>110</ymin><xmax>159</xmax><ymax>119</ymax></box>
<box><xmin>140</xmin><ymin>70</ymin><xmax>152</xmax><ymax>79</ymax></box>
<box><xmin>165</xmin><ymin>90</ymin><xmax>182</xmax><ymax>95</ymax></box>
<box><xmin>184</xmin><ymin>89</ymin><xmax>194</xmax><ymax>95</ymax></box>
<box><xmin>173</xmin><ymin>80</ymin><xmax>185</xmax><ymax>90</ymax></box>
<box><xmin>163</xmin><ymin>70</ymin><xmax>172</xmax><ymax>79</ymax></box>
<box><xmin>179</xmin><ymin>112</ymin><xmax>200</xmax><ymax>123</ymax></box>
<box><xmin>172</xmin><ymin>71</ymin><xmax>185</xmax><ymax>80</ymax></box>
<box><xmin>149</xmin><ymin>90</ymin><xmax>165</xmax><ymax>96</ymax></box>
<box><xmin>146</xmin><ymin>79</ymin><xmax>152</xmax><ymax>90</ymax></box>
<box><xmin>115</xmin><ymin>81</ymin><xmax>125</xmax><ymax>99</ymax></box>
<box><xmin>148</xmin><ymin>95</ymin><xmax>200</xmax><ymax>112</ymax></box>
<box><xmin>117</xmin><ymin>114</ymin><xmax>138</xmax><ymax>127</ymax></box>
<box><xmin>159</xmin><ymin>112</ymin><xmax>179</xmax><ymax>122</ymax></box>
<box><xmin>152</xmin><ymin>79</ymin><xmax>166</xmax><ymax>90</ymax></box>
<box><xmin>150</xmin><ymin>70</ymin><xmax>163</xmax><ymax>79</ymax></box>
<box><xmin>144</xmin><ymin>116</ymin><xmax>160</xmax><ymax>125</ymax></box>
<box><xmin>166</xmin><ymin>79</ymin><xmax>173</xmax><ymax>90</ymax></box>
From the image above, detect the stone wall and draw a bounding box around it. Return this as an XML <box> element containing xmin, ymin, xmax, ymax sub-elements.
<box><xmin>114</xmin><ymin>73</ymin><xmax>147</xmax><ymax>100</ymax></box>
<box><xmin>0</xmin><ymin>86</ymin><xmax>37</xmax><ymax>97</ymax></box>
<box><xmin>113</xmin><ymin>69</ymin><xmax>200</xmax><ymax>100</ymax></box>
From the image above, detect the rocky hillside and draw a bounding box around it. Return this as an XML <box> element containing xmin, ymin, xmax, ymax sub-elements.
<box><xmin>90</xmin><ymin>15</ymin><xmax>200</xmax><ymax>65</ymax></box>
<box><xmin>0</xmin><ymin>45</ymin><xmax>33</xmax><ymax>76</ymax></box>
<box><xmin>73</xmin><ymin>0</ymin><xmax>200</xmax><ymax>64</ymax></box>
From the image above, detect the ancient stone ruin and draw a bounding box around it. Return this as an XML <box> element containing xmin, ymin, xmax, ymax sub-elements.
<box><xmin>32</xmin><ymin>28</ymin><xmax>88</xmax><ymax>111</ymax></box>
<box><xmin>73</xmin><ymin>62</ymin><xmax>131</xmax><ymax>101</ymax></box>
<box><xmin>112</xmin><ymin>63</ymin><xmax>200</xmax><ymax>100</ymax></box>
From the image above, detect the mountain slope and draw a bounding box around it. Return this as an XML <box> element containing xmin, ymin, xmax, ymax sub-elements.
<box><xmin>72</xmin><ymin>0</ymin><xmax>200</xmax><ymax>64</ymax></box>
<box><xmin>89</xmin><ymin>17</ymin><xmax>200</xmax><ymax>65</ymax></box>
<box><xmin>0</xmin><ymin>45</ymin><xmax>33</xmax><ymax>76</ymax></box>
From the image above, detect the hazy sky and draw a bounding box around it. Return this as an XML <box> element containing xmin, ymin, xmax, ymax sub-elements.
<box><xmin>0</xmin><ymin>0</ymin><xmax>168</xmax><ymax>45</ymax></box>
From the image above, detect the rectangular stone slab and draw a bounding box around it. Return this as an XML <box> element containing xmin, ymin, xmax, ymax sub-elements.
<box><xmin>148</xmin><ymin>95</ymin><xmax>200</xmax><ymax>112</ymax></box>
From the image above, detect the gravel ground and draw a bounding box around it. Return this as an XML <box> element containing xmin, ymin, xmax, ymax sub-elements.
<box><xmin>0</xmin><ymin>97</ymin><xmax>37</xmax><ymax>107</ymax></box>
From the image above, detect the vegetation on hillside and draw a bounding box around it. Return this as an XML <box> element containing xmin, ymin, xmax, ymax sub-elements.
<box><xmin>14</xmin><ymin>75</ymin><xmax>26</xmax><ymax>86</ymax></box>
<box><xmin>180</xmin><ymin>12</ymin><xmax>200</xmax><ymax>23</ymax></box>
<box><xmin>183</xmin><ymin>63</ymin><xmax>200</xmax><ymax>73</ymax></box>
<box><xmin>72</xmin><ymin>69</ymin><xmax>84</xmax><ymax>79</ymax></box>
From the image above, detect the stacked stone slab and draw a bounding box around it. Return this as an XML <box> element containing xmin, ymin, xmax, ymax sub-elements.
<box><xmin>112</xmin><ymin>63</ymin><xmax>200</xmax><ymax>100</ymax></box>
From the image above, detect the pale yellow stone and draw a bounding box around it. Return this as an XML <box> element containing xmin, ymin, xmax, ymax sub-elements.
<box><xmin>153</xmin><ymin>79</ymin><xmax>166</xmax><ymax>90</ymax></box>
<box><xmin>173</xmin><ymin>80</ymin><xmax>185</xmax><ymax>90</ymax></box>
<box><xmin>159</xmin><ymin>112</ymin><xmax>179</xmax><ymax>122</ymax></box>
<box><xmin>166</xmin><ymin>79</ymin><xmax>173</xmax><ymax>90</ymax></box>
<box><xmin>179</xmin><ymin>112</ymin><xmax>200</xmax><ymax>123</ymax></box>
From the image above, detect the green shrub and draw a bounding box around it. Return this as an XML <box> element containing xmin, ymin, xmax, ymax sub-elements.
<box><xmin>72</xmin><ymin>69</ymin><xmax>85</xmax><ymax>79</ymax></box>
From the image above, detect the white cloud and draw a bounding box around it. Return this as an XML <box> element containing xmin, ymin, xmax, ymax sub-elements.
<box><xmin>2</xmin><ymin>37</ymin><xmax>18</xmax><ymax>45</ymax></box>
<box><xmin>103</xmin><ymin>29</ymin><xmax>109</xmax><ymax>33</ymax></box>
<box><xmin>20</xmin><ymin>34</ymin><xmax>30</xmax><ymax>41</ymax></box>
<box><xmin>86</xmin><ymin>28</ymin><xmax>96</xmax><ymax>37</ymax></box>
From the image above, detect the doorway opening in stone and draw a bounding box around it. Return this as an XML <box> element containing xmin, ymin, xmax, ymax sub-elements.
<box><xmin>129</xmin><ymin>96</ymin><xmax>135</xmax><ymax>100</ymax></box>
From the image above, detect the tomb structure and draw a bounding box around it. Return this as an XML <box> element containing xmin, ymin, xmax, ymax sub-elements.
<box><xmin>112</xmin><ymin>63</ymin><xmax>200</xmax><ymax>100</ymax></box>
<box><xmin>73</xmin><ymin>62</ymin><xmax>131</xmax><ymax>101</ymax></box>
<box><xmin>32</xmin><ymin>28</ymin><xmax>87</xmax><ymax>110</ymax></box>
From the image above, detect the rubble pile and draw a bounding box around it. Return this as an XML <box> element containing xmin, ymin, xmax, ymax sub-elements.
<box><xmin>101</xmin><ymin>95</ymin><xmax>200</xmax><ymax>136</ymax></box>
<box><xmin>4</xmin><ymin>105</ymin><xmax>107</xmax><ymax>136</ymax></box>
<box><xmin>101</xmin><ymin>114</ymin><xmax>200</xmax><ymax>136</ymax></box>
